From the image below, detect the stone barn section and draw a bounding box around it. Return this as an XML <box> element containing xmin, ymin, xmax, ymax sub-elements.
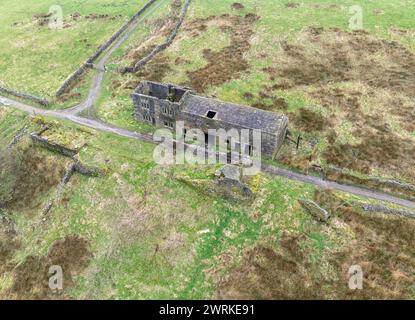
<box><xmin>132</xmin><ymin>81</ymin><xmax>289</xmax><ymax>159</ymax></box>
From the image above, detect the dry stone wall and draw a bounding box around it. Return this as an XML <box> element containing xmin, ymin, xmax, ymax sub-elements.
<box><xmin>55</xmin><ymin>0</ymin><xmax>158</xmax><ymax>97</ymax></box>
<box><xmin>323</xmin><ymin>165</ymin><xmax>415</xmax><ymax>200</ymax></box>
<box><xmin>0</xmin><ymin>85</ymin><xmax>49</xmax><ymax>106</ymax></box>
<box><xmin>360</xmin><ymin>204</ymin><xmax>415</xmax><ymax>219</ymax></box>
<box><xmin>121</xmin><ymin>0</ymin><xmax>191</xmax><ymax>74</ymax></box>
<box><xmin>31</xmin><ymin>133</ymin><xmax>78</xmax><ymax>157</ymax></box>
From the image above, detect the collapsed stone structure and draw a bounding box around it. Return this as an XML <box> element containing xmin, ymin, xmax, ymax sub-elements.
<box><xmin>299</xmin><ymin>199</ymin><xmax>330</xmax><ymax>223</ymax></box>
<box><xmin>132</xmin><ymin>81</ymin><xmax>289</xmax><ymax>159</ymax></box>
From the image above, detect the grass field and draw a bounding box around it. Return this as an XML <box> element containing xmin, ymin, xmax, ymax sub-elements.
<box><xmin>0</xmin><ymin>0</ymin><xmax>153</xmax><ymax>98</ymax></box>
<box><xmin>2</xmin><ymin>0</ymin><xmax>414</xmax><ymax>184</ymax></box>
<box><xmin>94</xmin><ymin>0</ymin><xmax>415</xmax><ymax>186</ymax></box>
<box><xmin>1</xmin><ymin>0</ymin><xmax>415</xmax><ymax>300</ymax></box>
<box><xmin>1</xmin><ymin>106</ymin><xmax>415</xmax><ymax>299</ymax></box>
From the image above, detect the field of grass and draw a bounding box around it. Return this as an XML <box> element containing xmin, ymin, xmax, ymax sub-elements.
<box><xmin>1</xmin><ymin>0</ymin><xmax>415</xmax><ymax>300</ymax></box>
<box><xmin>1</xmin><ymin>106</ymin><xmax>415</xmax><ymax>299</ymax></box>
<box><xmin>2</xmin><ymin>0</ymin><xmax>414</xmax><ymax>184</ymax></box>
<box><xmin>0</xmin><ymin>0</ymin><xmax>153</xmax><ymax>99</ymax></box>
<box><xmin>93</xmin><ymin>0</ymin><xmax>415</xmax><ymax>186</ymax></box>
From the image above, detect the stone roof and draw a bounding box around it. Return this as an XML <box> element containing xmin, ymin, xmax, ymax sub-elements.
<box><xmin>181</xmin><ymin>94</ymin><xmax>288</xmax><ymax>135</ymax></box>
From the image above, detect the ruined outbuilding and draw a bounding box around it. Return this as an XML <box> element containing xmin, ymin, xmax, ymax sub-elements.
<box><xmin>132</xmin><ymin>81</ymin><xmax>289</xmax><ymax>158</ymax></box>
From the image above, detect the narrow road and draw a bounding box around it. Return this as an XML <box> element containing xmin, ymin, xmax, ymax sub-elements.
<box><xmin>2</xmin><ymin>95</ymin><xmax>415</xmax><ymax>210</ymax></box>
<box><xmin>62</xmin><ymin>0</ymin><xmax>168</xmax><ymax>116</ymax></box>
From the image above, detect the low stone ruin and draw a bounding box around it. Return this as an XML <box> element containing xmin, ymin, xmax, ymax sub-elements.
<box><xmin>215</xmin><ymin>165</ymin><xmax>253</xmax><ymax>199</ymax></box>
<box><xmin>299</xmin><ymin>199</ymin><xmax>330</xmax><ymax>223</ymax></box>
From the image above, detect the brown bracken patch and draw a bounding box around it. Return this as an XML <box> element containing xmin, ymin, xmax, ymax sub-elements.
<box><xmin>231</xmin><ymin>3</ymin><xmax>245</xmax><ymax>10</ymax></box>
<box><xmin>185</xmin><ymin>13</ymin><xmax>260</xmax><ymax>93</ymax></box>
<box><xmin>269</xmin><ymin>28</ymin><xmax>415</xmax><ymax>96</ymax></box>
<box><xmin>175</xmin><ymin>56</ymin><xmax>191</xmax><ymax>65</ymax></box>
<box><xmin>289</xmin><ymin>108</ymin><xmax>328</xmax><ymax>132</ymax></box>
<box><xmin>309</xmin><ymin>86</ymin><xmax>415</xmax><ymax>179</ymax></box>
<box><xmin>8</xmin><ymin>235</ymin><xmax>92</xmax><ymax>300</ymax></box>
<box><xmin>324</xmin><ymin>122</ymin><xmax>415</xmax><ymax>178</ymax></box>
<box><xmin>285</xmin><ymin>2</ymin><xmax>300</xmax><ymax>8</ymax></box>
<box><xmin>254</xmin><ymin>98</ymin><xmax>289</xmax><ymax>112</ymax></box>
<box><xmin>124</xmin><ymin>43</ymin><xmax>156</xmax><ymax>63</ymax></box>
<box><xmin>267</xmin><ymin>27</ymin><xmax>415</xmax><ymax>97</ymax></box>
<box><xmin>278</xmin><ymin>151</ymin><xmax>318</xmax><ymax>173</ymax></box>
<box><xmin>215</xmin><ymin>191</ymin><xmax>415</xmax><ymax>299</ymax></box>
<box><xmin>1</xmin><ymin>145</ymin><xmax>67</xmax><ymax>210</ymax></box>
<box><xmin>113</xmin><ymin>44</ymin><xmax>171</xmax><ymax>91</ymax></box>
<box><xmin>148</xmin><ymin>0</ymin><xmax>183</xmax><ymax>37</ymax></box>
<box><xmin>312</xmin><ymin>3</ymin><xmax>340</xmax><ymax>10</ymax></box>
<box><xmin>0</xmin><ymin>221</ymin><xmax>20</xmax><ymax>275</ymax></box>
<box><xmin>268</xmin><ymin>27</ymin><xmax>415</xmax><ymax>181</ymax></box>
<box><xmin>315</xmin><ymin>190</ymin><xmax>415</xmax><ymax>299</ymax></box>
<box><xmin>310</xmin><ymin>87</ymin><xmax>363</xmax><ymax>122</ymax></box>
<box><xmin>373</xmin><ymin>9</ymin><xmax>384</xmax><ymax>16</ymax></box>
<box><xmin>134</xmin><ymin>55</ymin><xmax>172</xmax><ymax>83</ymax></box>
<box><xmin>32</xmin><ymin>13</ymin><xmax>52</xmax><ymax>26</ymax></box>
<box><xmin>215</xmin><ymin>234</ymin><xmax>325</xmax><ymax>299</ymax></box>
<box><xmin>244</xmin><ymin>85</ymin><xmax>290</xmax><ymax>112</ymax></box>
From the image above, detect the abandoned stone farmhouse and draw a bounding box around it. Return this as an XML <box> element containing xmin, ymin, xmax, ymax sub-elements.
<box><xmin>132</xmin><ymin>81</ymin><xmax>289</xmax><ymax>159</ymax></box>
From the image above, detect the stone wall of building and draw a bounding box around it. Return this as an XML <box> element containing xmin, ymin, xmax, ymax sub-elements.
<box><xmin>133</xmin><ymin>92</ymin><xmax>180</xmax><ymax>128</ymax></box>
<box><xmin>178</xmin><ymin>111</ymin><xmax>283</xmax><ymax>158</ymax></box>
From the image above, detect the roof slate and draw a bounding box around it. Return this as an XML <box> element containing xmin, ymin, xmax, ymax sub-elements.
<box><xmin>181</xmin><ymin>94</ymin><xmax>287</xmax><ymax>135</ymax></box>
